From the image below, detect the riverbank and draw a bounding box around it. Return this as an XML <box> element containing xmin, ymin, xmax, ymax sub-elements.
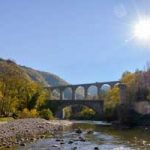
<box><xmin>0</xmin><ymin>118</ymin><xmax>72</xmax><ymax>149</ymax></box>
<box><xmin>18</xmin><ymin>120</ymin><xmax>150</xmax><ymax>150</ymax></box>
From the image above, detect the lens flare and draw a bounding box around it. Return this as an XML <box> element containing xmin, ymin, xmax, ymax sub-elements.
<box><xmin>133</xmin><ymin>17</ymin><xmax>150</xmax><ymax>43</ymax></box>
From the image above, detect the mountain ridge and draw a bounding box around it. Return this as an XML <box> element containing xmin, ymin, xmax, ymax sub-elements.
<box><xmin>0</xmin><ymin>58</ymin><xmax>69</xmax><ymax>87</ymax></box>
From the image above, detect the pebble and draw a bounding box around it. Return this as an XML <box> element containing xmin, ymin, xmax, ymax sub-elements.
<box><xmin>0</xmin><ymin>118</ymin><xmax>72</xmax><ymax>149</ymax></box>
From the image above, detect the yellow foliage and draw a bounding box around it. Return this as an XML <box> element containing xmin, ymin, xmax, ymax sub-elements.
<box><xmin>30</xmin><ymin>109</ymin><xmax>39</xmax><ymax>118</ymax></box>
<box><xmin>79</xmin><ymin>107</ymin><xmax>96</xmax><ymax>119</ymax></box>
<box><xmin>121</xmin><ymin>72</ymin><xmax>136</xmax><ymax>85</ymax></box>
<box><xmin>19</xmin><ymin>108</ymin><xmax>38</xmax><ymax>118</ymax></box>
<box><xmin>104</xmin><ymin>87</ymin><xmax>120</xmax><ymax>109</ymax></box>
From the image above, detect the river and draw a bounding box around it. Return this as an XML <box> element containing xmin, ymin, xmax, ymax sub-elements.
<box><xmin>18</xmin><ymin>121</ymin><xmax>150</xmax><ymax>150</ymax></box>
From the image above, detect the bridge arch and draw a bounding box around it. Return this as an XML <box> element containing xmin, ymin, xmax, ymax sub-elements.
<box><xmin>57</xmin><ymin>104</ymin><xmax>98</xmax><ymax>119</ymax></box>
<box><xmin>100</xmin><ymin>84</ymin><xmax>111</xmax><ymax>92</ymax></box>
<box><xmin>44</xmin><ymin>100</ymin><xmax>104</xmax><ymax>119</ymax></box>
<box><xmin>75</xmin><ymin>86</ymin><xmax>85</xmax><ymax>100</ymax></box>
<box><xmin>87</xmin><ymin>85</ymin><xmax>98</xmax><ymax>100</ymax></box>
<box><xmin>51</xmin><ymin>88</ymin><xmax>60</xmax><ymax>100</ymax></box>
<box><xmin>55</xmin><ymin>102</ymin><xmax>103</xmax><ymax>119</ymax></box>
<box><xmin>63</xmin><ymin>87</ymin><xmax>72</xmax><ymax>100</ymax></box>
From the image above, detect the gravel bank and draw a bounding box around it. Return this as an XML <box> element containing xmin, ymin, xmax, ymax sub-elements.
<box><xmin>0</xmin><ymin>118</ymin><xmax>72</xmax><ymax>149</ymax></box>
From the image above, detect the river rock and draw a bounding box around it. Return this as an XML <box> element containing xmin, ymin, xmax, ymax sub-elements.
<box><xmin>79</xmin><ymin>136</ymin><xmax>86</xmax><ymax>142</ymax></box>
<box><xmin>75</xmin><ymin>128</ymin><xmax>82</xmax><ymax>134</ymax></box>
<box><xmin>20</xmin><ymin>143</ymin><xmax>26</xmax><ymax>146</ymax></box>
<box><xmin>68</xmin><ymin>140</ymin><xmax>73</xmax><ymax>144</ymax></box>
<box><xmin>52</xmin><ymin>144</ymin><xmax>59</xmax><ymax>147</ymax></box>
<box><xmin>87</xmin><ymin>130</ymin><xmax>93</xmax><ymax>134</ymax></box>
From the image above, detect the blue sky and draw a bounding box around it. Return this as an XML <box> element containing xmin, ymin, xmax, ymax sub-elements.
<box><xmin>0</xmin><ymin>0</ymin><xmax>150</xmax><ymax>84</ymax></box>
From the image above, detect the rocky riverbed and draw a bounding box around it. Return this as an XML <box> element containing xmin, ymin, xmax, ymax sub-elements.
<box><xmin>0</xmin><ymin>118</ymin><xmax>72</xmax><ymax>149</ymax></box>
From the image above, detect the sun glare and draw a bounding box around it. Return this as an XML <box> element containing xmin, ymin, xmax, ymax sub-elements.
<box><xmin>133</xmin><ymin>17</ymin><xmax>150</xmax><ymax>43</ymax></box>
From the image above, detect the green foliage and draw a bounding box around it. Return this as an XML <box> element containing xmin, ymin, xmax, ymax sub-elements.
<box><xmin>79</xmin><ymin>107</ymin><xmax>96</xmax><ymax>119</ymax></box>
<box><xmin>39</xmin><ymin>109</ymin><xmax>54</xmax><ymax>120</ymax></box>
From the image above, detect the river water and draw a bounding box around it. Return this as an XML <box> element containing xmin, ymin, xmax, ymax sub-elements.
<box><xmin>19</xmin><ymin>121</ymin><xmax>150</xmax><ymax>150</ymax></box>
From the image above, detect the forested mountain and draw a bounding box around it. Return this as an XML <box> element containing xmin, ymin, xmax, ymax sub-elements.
<box><xmin>0</xmin><ymin>58</ymin><xmax>109</xmax><ymax>100</ymax></box>
<box><xmin>22</xmin><ymin>66</ymin><xmax>68</xmax><ymax>87</ymax></box>
<box><xmin>0</xmin><ymin>58</ymin><xmax>68</xmax><ymax>87</ymax></box>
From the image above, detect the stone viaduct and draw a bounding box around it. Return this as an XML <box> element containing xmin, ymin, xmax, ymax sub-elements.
<box><xmin>45</xmin><ymin>81</ymin><xmax>126</xmax><ymax>119</ymax></box>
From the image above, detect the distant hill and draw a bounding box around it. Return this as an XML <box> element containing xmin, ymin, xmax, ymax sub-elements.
<box><xmin>21</xmin><ymin>66</ymin><xmax>68</xmax><ymax>87</ymax></box>
<box><xmin>0</xmin><ymin>58</ymin><xmax>68</xmax><ymax>88</ymax></box>
<box><xmin>0</xmin><ymin>58</ymin><xmax>72</xmax><ymax>99</ymax></box>
<box><xmin>0</xmin><ymin>58</ymin><xmax>95</xmax><ymax>99</ymax></box>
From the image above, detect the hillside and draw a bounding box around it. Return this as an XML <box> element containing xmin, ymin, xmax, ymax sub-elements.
<box><xmin>0</xmin><ymin>58</ymin><xmax>68</xmax><ymax>87</ymax></box>
<box><xmin>0</xmin><ymin>58</ymin><xmax>88</xmax><ymax>99</ymax></box>
<box><xmin>21</xmin><ymin>66</ymin><xmax>68</xmax><ymax>87</ymax></box>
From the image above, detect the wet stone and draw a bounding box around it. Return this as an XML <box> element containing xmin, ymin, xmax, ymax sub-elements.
<box><xmin>68</xmin><ymin>140</ymin><xmax>74</xmax><ymax>144</ymax></box>
<box><xmin>52</xmin><ymin>144</ymin><xmax>59</xmax><ymax>147</ymax></box>
<box><xmin>20</xmin><ymin>143</ymin><xmax>26</xmax><ymax>146</ymax></box>
<box><xmin>75</xmin><ymin>128</ymin><xmax>82</xmax><ymax>134</ymax></box>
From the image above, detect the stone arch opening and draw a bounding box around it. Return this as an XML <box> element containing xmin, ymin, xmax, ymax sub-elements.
<box><xmin>75</xmin><ymin>86</ymin><xmax>85</xmax><ymax>100</ymax></box>
<box><xmin>100</xmin><ymin>84</ymin><xmax>111</xmax><ymax>92</ymax></box>
<box><xmin>63</xmin><ymin>87</ymin><xmax>72</xmax><ymax>100</ymax></box>
<box><xmin>62</xmin><ymin>104</ymin><xmax>97</xmax><ymax>120</ymax></box>
<box><xmin>55</xmin><ymin>104</ymin><xmax>98</xmax><ymax>119</ymax></box>
<box><xmin>98</xmin><ymin>84</ymin><xmax>111</xmax><ymax>100</ymax></box>
<box><xmin>51</xmin><ymin>88</ymin><xmax>60</xmax><ymax>100</ymax></box>
<box><xmin>87</xmin><ymin>85</ymin><xmax>98</xmax><ymax>100</ymax></box>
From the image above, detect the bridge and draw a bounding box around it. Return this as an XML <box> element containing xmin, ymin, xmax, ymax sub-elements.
<box><xmin>45</xmin><ymin>81</ymin><xmax>126</xmax><ymax>119</ymax></box>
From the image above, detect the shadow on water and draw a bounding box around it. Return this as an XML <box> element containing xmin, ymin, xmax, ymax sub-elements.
<box><xmin>18</xmin><ymin>121</ymin><xmax>150</xmax><ymax>150</ymax></box>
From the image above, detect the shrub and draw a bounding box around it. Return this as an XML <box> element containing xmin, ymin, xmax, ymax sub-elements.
<box><xmin>79</xmin><ymin>107</ymin><xmax>96</xmax><ymax>120</ymax></box>
<box><xmin>104</xmin><ymin>107</ymin><xmax>118</xmax><ymax>122</ymax></box>
<box><xmin>39</xmin><ymin>109</ymin><xmax>54</xmax><ymax>120</ymax></box>
<box><xmin>19</xmin><ymin>108</ymin><xmax>38</xmax><ymax>118</ymax></box>
<box><xmin>30</xmin><ymin>109</ymin><xmax>39</xmax><ymax>118</ymax></box>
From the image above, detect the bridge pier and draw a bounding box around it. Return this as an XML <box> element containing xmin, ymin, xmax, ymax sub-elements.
<box><xmin>97</xmin><ymin>85</ymin><xmax>102</xmax><ymax>99</ymax></box>
<box><xmin>84</xmin><ymin>86</ymin><xmax>88</xmax><ymax>99</ymax></box>
<box><xmin>60</xmin><ymin>89</ymin><xmax>64</xmax><ymax>100</ymax></box>
<box><xmin>118</xmin><ymin>83</ymin><xmax>127</xmax><ymax>104</ymax></box>
<box><xmin>72</xmin><ymin>87</ymin><xmax>76</xmax><ymax>100</ymax></box>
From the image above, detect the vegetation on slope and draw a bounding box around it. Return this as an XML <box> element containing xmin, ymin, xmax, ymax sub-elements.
<box><xmin>22</xmin><ymin>66</ymin><xmax>68</xmax><ymax>87</ymax></box>
<box><xmin>0</xmin><ymin>59</ymin><xmax>50</xmax><ymax>118</ymax></box>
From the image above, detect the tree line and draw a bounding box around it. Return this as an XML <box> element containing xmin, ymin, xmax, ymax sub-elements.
<box><xmin>1</xmin><ymin>59</ymin><xmax>150</xmax><ymax>120</ymax></box>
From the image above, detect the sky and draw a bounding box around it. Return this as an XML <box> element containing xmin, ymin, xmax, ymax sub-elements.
<box><xmin>0</xmin><ymin>0</ymin><xmax>150</xmax><ymax>84</ymax></box>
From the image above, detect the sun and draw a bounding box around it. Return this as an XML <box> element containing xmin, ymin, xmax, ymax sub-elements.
<box><xmin>133</xmin><ymin>17</ymin><xmax>150</xmax><ymax>43</ymax></box>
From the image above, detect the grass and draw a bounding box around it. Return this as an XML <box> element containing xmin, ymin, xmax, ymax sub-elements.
<box><xmin>0</xmin><ymin>117</ymin><xmax>14</xmax><ymax>122</ymax></box>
